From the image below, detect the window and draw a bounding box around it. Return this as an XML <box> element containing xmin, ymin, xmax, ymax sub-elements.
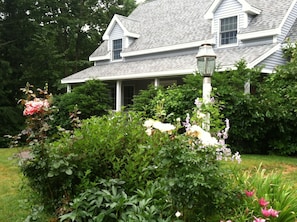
<box><xmin>112</xmin><ymin>39</ymin><xmax>122</xmax><ymax>60</ymax></box>
<box><xmin>220</xmin><ymin>16</ymin><xmax>237</xmax><ymax>45</ymax></box>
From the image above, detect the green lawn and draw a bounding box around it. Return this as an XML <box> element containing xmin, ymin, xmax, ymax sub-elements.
<box><xmin>0</xmin><ymin>149</ymin><xmax>296</xmax><ymax>221</ymax></box>
<box><xmin>0</xmin><ymin>148</ymin><xmax>29</xmax><ymax>222</ymax></box>
<box><xmin>238</xmin><ymin>154</ymin><xmax>297</xmax><ymax>186</ymax></box>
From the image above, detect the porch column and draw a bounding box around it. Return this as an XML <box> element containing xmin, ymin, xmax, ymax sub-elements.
<box><xmin>244</xmin><ymin>80</ymin><xmax>250</xmax><ymax>94</ymax></box>
<box><xmin>154</xmin><ymin>78</ymin><xmax>160</xmax><ymax>88</ymax></box>
<box><xmin>116</xmin><ymin>80</ymin><xmax>122</xmax><ymax>111</ymax></box>
<box><xmin>66</xmin><ymin>84</ymin><xmax>72</xmax><ymax>93</ymax></box>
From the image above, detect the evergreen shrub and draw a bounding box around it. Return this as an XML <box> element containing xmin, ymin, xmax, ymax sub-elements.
<box><xmin>53</xmin><ymin>80</ymin><xmax>112</xmax><ymax>129</ymax></box>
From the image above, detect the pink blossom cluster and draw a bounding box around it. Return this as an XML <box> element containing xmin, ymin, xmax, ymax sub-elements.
<box><xmin>23</xmin><ymin>98</ymin><xmax>50</xmax><ymax>116</ymax></box>
<box><xmin>244</xmin><ymin>190</ymin><xmax>279</xmax><ymax>222</ymax></box>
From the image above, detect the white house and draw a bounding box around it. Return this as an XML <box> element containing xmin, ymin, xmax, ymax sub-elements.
<box><xmin>61</xmin><ymin>0</ymin><xmax>297</xmax><ymax>111</ymax></box>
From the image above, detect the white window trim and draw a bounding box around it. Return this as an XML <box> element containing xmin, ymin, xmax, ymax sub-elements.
<box><xmin>218</xmin><ymin>15</ymin><xmax>239</xmax><ymax>48</ymax></box>
<box><xmin>112</xmin><ymin>38</ymin><xmax>123</xmax><ymax>62</ymax></box>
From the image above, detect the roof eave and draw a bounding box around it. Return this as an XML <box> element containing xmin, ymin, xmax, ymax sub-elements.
<box><xmin>248</xmin><ymin>44</ymin><xmax>281</xmax><ymax>68</ymax></box>
<box><xmin>238</xmin><ymin>28</ymin><xmax>281</xmax><ymax>40</ymax></box>
<box><xmin>102</xmin><ymin>14</ymin><xmax>140</xmax><ymax>40</ymax></box>
<box><xmin>204</xmin><ymin>0</ymin><xmax>261</xmax><ymax>19</ymax></box>
<box><xmin>122</xmin><ymin>39</ymin><xmax>215</xmax><ymax>57</ymax></box>
<box><xmin>89</xmin><ymin>52</ymin><xmax>111</xmax><ymax>61</ymax></box>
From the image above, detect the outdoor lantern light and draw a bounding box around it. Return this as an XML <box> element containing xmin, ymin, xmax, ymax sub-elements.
<box><xmin>196</xmin><ymin>43</ymin><xmax>216</xmax><ymax>131</ymax></box>
<box><xmin>196</xmin><ymin>43</ymin><xmax>216</xmax><ymax>77</ymax></box>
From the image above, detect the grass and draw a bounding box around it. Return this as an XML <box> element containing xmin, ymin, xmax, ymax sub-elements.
<box><xmin>0</xmin><ymin>148</ymin><xmax>29</xmax><ymax>222</ymax></box>
<box><xmin>238</xmin><ymin>154</ymin><xmax>297</xmax><ymax>186</ymax></box>
<box><xmin>0</xmin><ymin>149</ymin><xmax>297</xmax><ymax>221</ymax></box>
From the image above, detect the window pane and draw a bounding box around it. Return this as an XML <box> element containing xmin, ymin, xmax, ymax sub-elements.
<box><xmin>113</xmin><ymin>39</ymin><xmax>122</xmax><ymax>60</ymax></box>
<box><xmin>220</xmin><ymin>16</ymin><xmax>237</xmax><ymax>45</ymax></box>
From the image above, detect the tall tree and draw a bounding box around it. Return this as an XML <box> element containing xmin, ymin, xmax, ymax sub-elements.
<box><xmin>0</xmin><ymin>0</ymin><xmax>136</xmax><ymax>147</ymax></box>
<box><xmin>0</xmin><ymin>0</ymin><xmax>37</xmax><ymax>146</ymax></box>
<box><xmin>21</xmin><ymin>0</ymin><xmax>136</xmax><ymax>93</ymax></box>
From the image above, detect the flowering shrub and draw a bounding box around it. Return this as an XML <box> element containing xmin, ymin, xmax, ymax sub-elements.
<box><xmin>142</xmin><ymin>99</ymin><xmax>242</xmax><ymax>221</ymax></box>
<box><xmin>23</xmin><ymin>98</ymin><xmax>50</xmax><ymax>116</ymax></box>
<box><xmin>11</xmin><ymin>82</ymin><xmax>54</xmax><ymax>146</ymax></box>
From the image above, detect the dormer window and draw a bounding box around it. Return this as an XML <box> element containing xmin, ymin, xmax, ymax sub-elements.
<box><xmin>112</xmin><ymin>39</ymin><xmax>122</xmax><ymax>60</ymax></box>
<box><xmin>220</xmin><ymin>16</ymin><xmax>238</xmax><ymax>45</ymax></box>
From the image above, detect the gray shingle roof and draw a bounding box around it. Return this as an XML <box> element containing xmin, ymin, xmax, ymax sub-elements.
<box><xmin>239</xmin><ymin>0</ymin><xmax>293</xmax><ymax>34</ymax></box>
<box><xmin>62</xmin><ymin>44</ymin><xmax>276</xmax><ymax>83</ymax></box>
<box><xmin>90</xmin><ymin>0</ymin><xmax>293</xmax><ymax>57</ymax></box>
<box><xmin>63</xmin><ymin>0</ymin><xmax>295</xmax><ymax>84</ymax></box>
<box><xmin>116</xmin><ymin>14</ymin><xmax>141</xmax><ymax>35</ymax></box>
<box><xmin>89</xmin><ymin>41</ymin><xmax>108</xmax><ymax>58</ymax></box>
<box><xmin>124</xmin><ymin>0</ymin><xmax>213</xmax><ymax>51</ymax></box>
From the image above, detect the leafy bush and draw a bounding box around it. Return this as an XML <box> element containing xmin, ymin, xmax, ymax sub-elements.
<box><xmin>157</xmin><ymin>132</ymin><xmax>239</xmax><ymax>221</ymax></box>
<box><xmin>132</xmin><ymin>59</ymin><xmax>297</xmax><ymax>155</ymax></box>
<box><xmin>258</xmin><ymin>48</ymin><xmax>297</xmax><ymax>155</ymax></box>
<box><xmin>60</xmin><ymin>179</ymin><xmax>172</xmax><ymax>222</ymax></box>
<box><xmin>212</xmin><ymin>60</ymin><xmax>267</xmax><ymax>154</ymax></box>
<box><xmin>131</xmin><ymin>76</ymin><xmax>203</xmax><ymax>123</ymax></box>
<box><xmin>53</xmin><ymin>80</ymin><xmax>112</xmax><ymax>129</ymax></box>
<box><xmin>21</xmin><ymin>110</ymin><xmax>165</xmax><ymax>214</ymax></box>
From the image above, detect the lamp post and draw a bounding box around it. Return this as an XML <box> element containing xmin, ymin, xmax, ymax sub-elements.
<box><xmin>196</xmin><ymin>43</ymin><xmax>216</xmax><ymax>131</ymax></box>
<box><xmin>196</xmin><ymin>43</ymin><xmax>216</xmax><ymax>103</ymax></box>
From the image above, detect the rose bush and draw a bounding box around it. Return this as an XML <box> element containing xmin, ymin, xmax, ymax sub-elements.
<box><xmin>23</xmin><ymin>98</ymin><xmax>50</xmax><ymax>116</ymax></box>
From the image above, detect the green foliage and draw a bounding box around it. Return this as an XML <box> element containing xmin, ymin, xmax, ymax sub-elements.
<box><xmin>131</xmin><ymin>84</ymin><xmax>160</xmax><ymax>118</ymax></box>
<box><xmin>132</xmin><ymin>57</ymin><xmax>297</xmax><ymax>155</ymax></box>
<box><xmin>53</xmin><ymin>80</ymin><xmax>112</xmax><ymax>129</ymax></box>
<box><xmin>0</xmin><ymin>106</ymin><xmax>24</xmax><ymax>147</ymax></box>
<box><xmin>258</xmin><ymin>46</ymin><xmax>297</xmax><ymax>154</ymax></box>
<box><xmin>21</xmin><ymin>110</ymin><xmax>166</xmax><ymax>215</ymax></box>
<box><xmin>132</xmin><ymin>76</ymin><xmax>203</xmax><ymax>123</ymax></box>
<box><xmin>0</xmin><ymin>0</ymin><xmax>137</xmax><ymax>148</ymax></box>
<box><xmin>223</xmin><ymin>165</ymin><xmax>297</xmax><ymax>221</ymax></box>
<box><xmin>212</xmin><ymin>60</ymin><xmax>267</xmax><ymax>154</ymax></box>
<box><xmin>157</xmin><ymin>132</ymin><xmax>238</xmax><ymax>221</ymax></box>
<box><xmin>60</xmin><ymin>179</ymin><xmax>172</xmax><ymax>222</ymax></box>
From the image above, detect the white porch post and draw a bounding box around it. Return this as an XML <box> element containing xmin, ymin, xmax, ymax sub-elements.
<box><xmin>244</xmin><ymin>80</ymin><xmax>251</xmax><ymax>94</ymax></box>
<box><xmin>116</xmin><ymin>80</ymin><xmax>122</xmax><ymax>111</ymax></box>
<box><xmin>154</xmin><ymin>78</ymin><xmax>160</xmax><ymax>88</ymax></box>
<box><xmin>66</xmin><ymin>84</ymin><xmax>72</xmax><ymax>93</ymax></box>
<box><xmin>202</xmin><ymin>77</ymin><xmax>212</xmax><ymax>131</ymax></box>
<box><xmin>202</xmin><ymin>77</ymin><xmax>212</xmax><ymax>104</ymax></box>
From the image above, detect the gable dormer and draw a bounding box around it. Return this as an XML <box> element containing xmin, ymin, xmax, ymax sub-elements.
<box><xmin>204</xmin><ymin>0</ymin><xmax>261</xmax><ymax>47</ymax></box>
<box><xmin>102</xmin><ymin>14</ymin><xmax>140</xmax><ymax>61</ymax></box>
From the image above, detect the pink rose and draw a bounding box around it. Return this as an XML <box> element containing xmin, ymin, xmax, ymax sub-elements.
<box><xmin>23</xmin><ymin>98</ymin><xmax>49</xmax><ymax>116</ymax></box>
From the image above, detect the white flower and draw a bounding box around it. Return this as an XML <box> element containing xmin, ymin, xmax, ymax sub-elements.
<box><xmin>186</xmin><ymin>125</ymin><xmax>204</xmax><ymax>137</ymax></box>
<box><xmin>175</xmin><ymin>211</ymin><xmax>182</xmax><ymax>218</ymax></box>
<box><xmin>231</xmin><ymin>151</ymin><xmax>242</xmax><ymax>164</ymax></box>
<box><xmin>186</xmin><ymin>125</ymin><xmax>219</xmax><ymax>146</ymax></box>
<box><xmin>197</xmin><ymin>111</ymin><xmax>206</xmax><ymax>119</ymax></box>
<box><xmin>143</xmin><ymin>119</ymin><xmax>156</xmax><ymax>128</ymax></box>
<box><xmin>200</xmin><ymin>132</ymin><xmax>219</xmax><ymax>146</ymax></box>
<box><xmin>152</xmin><ymin>121</ymin><xmax>175</xmax><ymax>133</ymax></box>
<box><xmin>145</xmin><ymin>128</ymin><xmax>153</xmax><ymax>136</ymax></box>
